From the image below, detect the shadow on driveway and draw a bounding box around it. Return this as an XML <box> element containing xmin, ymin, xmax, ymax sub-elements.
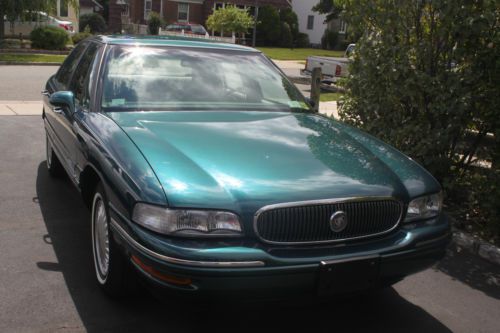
<box><xmin>35</xmin><ymin>162</ymin><xmax>453</xmax><ymax>333</ymax></box>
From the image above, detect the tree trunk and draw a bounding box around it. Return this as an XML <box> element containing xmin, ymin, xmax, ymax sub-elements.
<box><xmin>0</xmin><ymin>9</ymin><xmax>5</xmax><ymax>42</ymax></box>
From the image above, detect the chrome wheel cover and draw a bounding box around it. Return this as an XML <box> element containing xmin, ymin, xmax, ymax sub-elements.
<box><xmin>92</xmin><ymin>194</ymin><xmax>110</xmax><ymax>283</ymax></box>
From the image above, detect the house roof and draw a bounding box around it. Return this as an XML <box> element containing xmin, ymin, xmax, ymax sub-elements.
<box><xmin>91</xmin><ymin>35</ymin><xmax>260</xmax><ymax>52</ymax></box>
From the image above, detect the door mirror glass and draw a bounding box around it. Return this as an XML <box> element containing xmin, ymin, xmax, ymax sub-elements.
<box><xmin>50</xmin><ymin>91</ymin><xmax>75</xmax><ymax>113</ymax></box>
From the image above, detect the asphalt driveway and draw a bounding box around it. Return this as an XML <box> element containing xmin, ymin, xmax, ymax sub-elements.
<box><xmin>0</xmin><ymin>115</ymin><xmax>499</xmax><ymax>332</ymax></box>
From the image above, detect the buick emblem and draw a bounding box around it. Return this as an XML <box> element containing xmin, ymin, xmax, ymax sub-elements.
<box><xmin>330</xmin><ymin>211</ymin><xmax>348</xmax><ymax>232</ymax></box>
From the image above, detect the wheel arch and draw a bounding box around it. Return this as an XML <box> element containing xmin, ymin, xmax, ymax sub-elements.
<box><xmin>80</xmin><ymin>164</ymin><xmax>103</xmax><ymax>209</ymax></box>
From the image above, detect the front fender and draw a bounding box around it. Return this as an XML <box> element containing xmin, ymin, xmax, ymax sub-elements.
<box><xmin>76</xmin><ymin>111</ymin><xmax>167</xmax><ymax>219</ymax></box>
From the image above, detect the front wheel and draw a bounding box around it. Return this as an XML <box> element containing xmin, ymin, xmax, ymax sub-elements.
<box><xmin>91</xmin><ymin>182</ymin><xmax>134</xmax><ymax>297</ymax></box>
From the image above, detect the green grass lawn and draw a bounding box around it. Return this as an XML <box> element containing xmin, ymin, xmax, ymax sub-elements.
<box><xmin>257</xmin><ymin>47</ymin><xmax>344</xmax><ymax>61</ymax></box>
<box><xmin>320</xmin><ymin>92</ymin><xmax>343</xmax><ymax>102</ymax></box>
<box><xmin>0</xmin><ymin>53</ymin><xmax>66</xmax><ymax>63</ymax></box>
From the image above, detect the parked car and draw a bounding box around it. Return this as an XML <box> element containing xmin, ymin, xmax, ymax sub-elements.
<box><xmin>301</xmin><ymin>44</ymin><xmax>356</xmax><ymax>84</ymax></box>
<box><xmin>164</xmin><ymin>22</ymin><xmax>207</xmax><ymax>36</ymax></box>
<box><xmin>42</xmin><ymin>36</ymin><xmax>450</xmax><ymax>299</ymax></box>
<box><xmin>3</xmin><ymin>12</ymin><xmax>74</xmax><ymax>36</ymax></box>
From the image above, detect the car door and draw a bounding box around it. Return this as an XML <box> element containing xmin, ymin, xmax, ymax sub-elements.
<box><xmin>43</xmin><ymin>41</ymin><xmax>89</xmax><ymax>181</ymax></box>
<box><xmin>66</xmin><ymin>42</ymin><xmax>102</xmax><ymax>180</ymax></box>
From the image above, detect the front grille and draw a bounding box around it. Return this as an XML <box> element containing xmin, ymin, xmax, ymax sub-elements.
<box><xmin>254</xmin><ymin>199</ymin><xmax>403</xmax><ymax>244</ymax></box>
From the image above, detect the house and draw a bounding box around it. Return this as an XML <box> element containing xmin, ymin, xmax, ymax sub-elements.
<box><xmin>56</xmin><ymin>0</ymin><xmax>79</xmax><ymax>31</ymax></box>
<box><xmin>80</xmin><ymin>0</ymin><xmax>104</xmax><ymax>15</ymax></box>
<box><xmin>109</xmin><ymin>0</ymin><xmax>291</xmax><ymax>33</ymax></box>
<box><xmin>292</xmin><ymin>0</ymin><xmax>326</xmax><ymax>46</ymax></box>
<box><xmin>292</xmin><ymin>0</ymin><xmax>347</xmax><ymax>47</ymax></box>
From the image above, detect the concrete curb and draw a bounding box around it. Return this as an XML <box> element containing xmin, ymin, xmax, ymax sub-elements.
<box><xmin>0</xmin><ymin>61</ymin><xmax>61</xmax><ymax>66</ymax></box>
<box><xmin>452</xmin><ymin>227</ymin><xmax>500</xmax><ymax>266</ymax></box>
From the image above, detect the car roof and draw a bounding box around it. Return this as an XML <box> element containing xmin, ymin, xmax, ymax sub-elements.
<box><xmin>90</xmin><ymin>35</ymin><xmax>259</xmax><ymax>53</ymax></box>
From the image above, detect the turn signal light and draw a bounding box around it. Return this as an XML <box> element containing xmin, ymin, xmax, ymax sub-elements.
<box><xmin>131</xmin><ymin>255</ymin><xmax>192</xmax><ymax>286</ymax></box>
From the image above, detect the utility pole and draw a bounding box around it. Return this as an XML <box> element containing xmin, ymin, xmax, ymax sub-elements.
<box><xmin>252</xmin><ymin>0</ymin><xmax>259</xmax><ymax>47</ymax></box>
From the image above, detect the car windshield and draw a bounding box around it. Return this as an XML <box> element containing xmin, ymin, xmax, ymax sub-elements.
<box><xmin>101</xmin><ymin>45</ymin><xmax>310</xmax><ymax>112</ymax></box>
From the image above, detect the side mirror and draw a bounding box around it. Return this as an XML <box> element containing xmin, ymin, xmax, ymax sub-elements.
<box><xmin>306</xmin><ymin>97</ymin><xmax>317</xmax><ymax>109</ymax></box>
<box><xmin>49</xmin><ymin>91</ymin><xmax>75</xmax><ymax>114</ymax></box>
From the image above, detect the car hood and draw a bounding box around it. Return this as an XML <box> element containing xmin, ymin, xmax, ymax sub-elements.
<box><xmin>108</xmin><ymin>111</ymin><xmax>437</xmax><ymax>213</ymax></box>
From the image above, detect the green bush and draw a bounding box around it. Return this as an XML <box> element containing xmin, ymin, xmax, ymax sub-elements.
<box><xmin>321</xmin><ymin>29</ymin><xmax>338</xmax><ymax>50</ymax></box>
<box><xmin>72</xmin><ymin>25</ymin><xmax>92</xmax><ymax>44</ymax></box>
<box><xmin>295</xmin><ymin>32</ymin><xmax>310</xmax><ymax>48</ymax></box>
<box><xmin>279</xmin><ymin>22</ymin><xmax>293</xmax><ymax>48</ymax></box>
<box><xmin>339</xmin><ymin>0</ymin><xmax>500</xmax><ymax>237</ymax></box>
<box><xmin>30</xmin><ymin>26</ymin><xmax>69</xmax><ymax>50</ymax></box>
<box><xmin>256</xmin><ymin>5</ymin><xmax>281</xmax><ymax>46</ymax></box>
<box><xmin>79</xmin><ymin>13</ymin><xmax>106</xmax><ymax>33</ymax></box>
<box><xmin>148</xmin><ymin>12</ymin><xmax>163</xmax><ymax>35</ymax></box>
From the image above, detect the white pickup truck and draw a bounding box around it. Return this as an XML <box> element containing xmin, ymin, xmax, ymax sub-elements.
<box><xmin>301</xmin><ymin>44</ymin><xmax>355</xmax><ymax>84</ymax></box>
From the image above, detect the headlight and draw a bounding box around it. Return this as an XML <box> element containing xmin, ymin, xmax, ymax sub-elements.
<box><xmin>132</xmin><ymin>203</ymin><xmax>242</xmax><ymax>237</ymax></box>
<box><xmin>404</xmin><ymin>192</ymin><xmax>443</xmax><ymax>222</ymax></box>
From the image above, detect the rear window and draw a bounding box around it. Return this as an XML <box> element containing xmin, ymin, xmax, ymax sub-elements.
<box><xmin>101</xmin><ymin>45</ymin><xmax>310</xmax><ymax>113</ymax></box>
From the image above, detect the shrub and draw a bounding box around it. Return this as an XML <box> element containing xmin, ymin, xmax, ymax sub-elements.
<box><xmin>279</xmin><ymin>22</ymin><xmax>293</xmax><ymax>48</ymax></box>
<box><xmin>295</xmin><ymin>32</ymin><xmax>310</xmax><ymax>48</ymax></box>
<box><xmin>321</xmin><ymin>29</ymin><xmax>338</xmax><ymax>50</ymax></box>
<box><xmin>256</xmin><ymin>5</ymin><xmax>281</xmax><ymax>46</ymax></box>
<box><xmin>279</xmin><ymin>8</ymin><xmax>299</xmax><ymax>40</ymax></box>
<box><xmin>79</xmin><ymin>13</ymin><xmax>106</xmax><ymax>33</ymax></box>
<box><xmin>30</xmin><ymin>26</ymin><xmax>69</xmax><ymax>50</ymax></box>
<box><xmin>339</xmin><ymin>0</ymin><xmax>500</xmax><ymax>237</ymax></box>
<box><xmin>148</xmin><ymin>12</ymin><xmax>163</xmax><ymax>35</ymax></box>
<box><xmin>72</xmin><ymin>25</ymin><xmax>92</xmax><ymax>44</ymax></box>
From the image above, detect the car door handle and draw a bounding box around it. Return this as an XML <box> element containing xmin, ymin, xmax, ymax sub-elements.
<box><xmin>53</xmin><ymin>107</ymin><xmax>63</xmax><ymax>114</ymax></box>
<box><xmin>41</xmin><ymin>90</ymin><xmax>51</xmax><ymax>97</ymax></box>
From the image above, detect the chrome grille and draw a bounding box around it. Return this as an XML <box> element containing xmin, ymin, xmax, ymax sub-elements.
<box><xmin>254</xmin><ymin>199</ymin><xmax>403</xmax><ymax>244</ymax></box>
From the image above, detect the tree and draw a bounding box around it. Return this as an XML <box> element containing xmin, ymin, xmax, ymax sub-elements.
<box><xmin>0</xmin><ymin>0</ymin><xmax>78</xmax><ymax>40</ymax></box>
<box><xmin>279</xmin><ymin>7</ymin><xmax>299</xmax><ymax>40</ymax></box>
<box><xmin>206</xmin><ymin>5</ymin><xmax>254</xmax><ymax>37</ymax></box>
<box><xmin>256</xmin><ymin>5</ymin><xmax>281</xmax><ymax>46</ymax></box>
<box><xmin>312</xmin><ymin>0</ymin><xmax>343</xmax><ymax>22</ymax></box>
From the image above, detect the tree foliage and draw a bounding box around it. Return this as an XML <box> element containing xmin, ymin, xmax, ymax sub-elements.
<box><xmin>147</xmin><ymin>11</ymin><xmax>162</xmax><ymax>35</ymax></box>
<box><xmin>256</xmin><ymin>5</ymin><xmax>281</xmax><ymax>45</ymax></box>
<box><xmin>312</xmin><ymin>0</ymin><xmax>343</xmax><ymax>22</ymax></box>
<box><xmin>79</xmin><ymin>13</ymin><xmax>106</xmax><ymax>33</ymax></box>
<box><xmin>279</xmin><ymin>7</ymin><xmax>299</xmax><ymax>40</ymax></box>
<box><xmin>206</xmin><ymin>5</ymin><xmax>254</xmax><ymax>35</ymax></box>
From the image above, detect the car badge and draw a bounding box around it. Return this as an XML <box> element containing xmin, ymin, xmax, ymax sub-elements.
<box><xmin>330</xmin><ymin>211</ymin><xmax>348</xmax><ymax>232</ymax></box>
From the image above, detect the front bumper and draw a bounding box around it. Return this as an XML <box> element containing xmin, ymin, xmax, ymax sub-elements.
<box><xmin>109</xmin><ymin>205</ymin><xmax>450</xmax><ymax>297</ymax></box>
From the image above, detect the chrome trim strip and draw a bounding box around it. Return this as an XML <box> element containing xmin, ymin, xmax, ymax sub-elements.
<box><xmin>253</xmin><ymin>196</ymin><xmax>404</xmax><ymax>245</ymax></box>
<box><xmin>321</xmin><ymin>254</ymin><xmax>380</xmax><ymax>266</ymax></box>
<box><xmin>109</xmin><ymin>218</ymin><xmax>265</xmax><ymax>268</ymax></box>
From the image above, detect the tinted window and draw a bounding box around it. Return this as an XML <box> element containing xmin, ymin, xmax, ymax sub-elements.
<box><xmin>70</xmin><ymin>43</ymin><xmax>100</xmax><ymax>108</ymax></box>
<box><xmin>55</xmin><ymin>42</ymin><xmax>88</xmax><ymax>90</ymax></box>
<box><xmin>101</xmin><ymin>46</ymin><xmax>309</xmax><ymax>113</ymax></box>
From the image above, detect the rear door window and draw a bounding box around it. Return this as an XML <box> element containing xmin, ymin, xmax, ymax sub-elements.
<box><xmin>69</xmin><ymin>43</ymin><xmax>101</xmax><ymax>109</ymax></box>
<box><xmin>54</xmin><ymin>42</ymin><xmax>89</xmax><ymax>90</ymax></box>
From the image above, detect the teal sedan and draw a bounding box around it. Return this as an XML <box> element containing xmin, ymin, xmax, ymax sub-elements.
<box><xmin>42</xmin><ymin>36</ymin><xmax>450</xmax><ymax>299</ymax></box>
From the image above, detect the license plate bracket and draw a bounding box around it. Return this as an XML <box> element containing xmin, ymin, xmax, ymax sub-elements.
<box><xmin>317</xmin><ymin>256</ymin><xmax>380</xmax><ymax>296</ymax></box>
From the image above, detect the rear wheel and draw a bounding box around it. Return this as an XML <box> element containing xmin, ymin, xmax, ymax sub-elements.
<box><xmin>46</xmin><ymin>134</ymin><xmax>63</xmax><ymax>177</ymax></box>
<box><xmin>91</xmin><ymin>182</ymin><xmax>134</xmax><ymax>297</ymax></box>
